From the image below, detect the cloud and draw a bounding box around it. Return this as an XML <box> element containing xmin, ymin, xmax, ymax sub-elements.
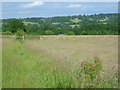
<box><xmin>2</xmin><ymin>0</ymin><xmax>119</xmax><ymax>2</ymax></box>
<box><xmin>19</xmin><ymin>11</ymin><xmax>31</xmax><ymax>14</ymax></box>
<box><xmin>68</xmin><ymin>4</ymin><xmax>82</xmax><ymax>8</ymax></box>
<box><xmin>21</xmin><ymin>1</ymin><xmax>44</xmax><ymax>8</ymax></box>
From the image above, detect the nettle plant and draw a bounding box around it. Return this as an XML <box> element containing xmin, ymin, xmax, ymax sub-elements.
<box><xmin>80</xmin><ymin>57</ymin><xmax>102</xmax><ymax>87</ymax></box>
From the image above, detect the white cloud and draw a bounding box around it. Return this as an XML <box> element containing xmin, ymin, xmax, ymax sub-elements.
<box><xmin>68</xmin><ymin>4</ymin><xmax>82</xmax><ymax>8</ymax></box>
<box><xmin>21</xmin><ymin>1</ymin><xmax>44</xmax><ymax>8</ymax></box>
<box><xmin>19</xmin><ymin>11</ymin><xmax>31</xmax><ymax>14</ymax></box>
<box><xmin>2</xmin><ymin>0</ymin><xmax>119</xmax><ymax>2</ymax></box>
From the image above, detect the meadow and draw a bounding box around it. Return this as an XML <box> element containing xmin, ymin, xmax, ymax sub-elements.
<box><xmin>2</xmin><ymin>36</ymin><xmax>118</xmax><ymax>88</ymax></box>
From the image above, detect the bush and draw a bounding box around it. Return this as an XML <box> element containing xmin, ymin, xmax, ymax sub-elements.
<box><xmin>65</xmin><ymin>31</ymin><xmax>75</xmax><ymax>35</ymax></box>
<box><xmin>45</xmin><ymin>30</ymin><xmax>54</xmax><ymax>35</ymax></box>
<box><xmin>16</xmin><ymin>29</ymin><xmax>25</xmax><ymax>43</ymax></box>
<box><xmin>80</xmin><ymin>31</ymin><xmax>88</xmax><ymax>35</ymax></box>
<box><xmin>81</xmin><ymin>57</ymin><xmax>102</xmax><ymax>79</ymax></box>
<box><xmin>80</xmin><ymin>57</ymin><xmax>102</xmax><ymax>87</ymax></box>
<box><xmin>16</xmin><ymin>29</ymin><xmax>25</xmax><ymax>36</ymax></box>
<box><xmin>2</xmin><ymin>31</ymin><xmax>13</xmax><ymax>35</ymax></box>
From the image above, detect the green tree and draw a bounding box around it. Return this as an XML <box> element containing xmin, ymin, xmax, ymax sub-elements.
<box><xmin>7</xmin><ymin>19</ymin><xmax>25</xmax><ymax>33</ymax></box>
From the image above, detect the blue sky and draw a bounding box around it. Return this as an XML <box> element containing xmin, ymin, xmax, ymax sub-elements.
<box><xmin>2</xmin><ymin>2</ymin><xmax>118</xmax><ymax>19</ymax></box>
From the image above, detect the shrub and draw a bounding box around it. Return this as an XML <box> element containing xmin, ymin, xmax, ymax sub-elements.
<box><xmin>65</xmin><ymin>31</ymin><xmax>75</xmax><ymax>35</ymax></box>
<box><xmin>80</xmin><ymin>31</ymin><xmax>88</xmax><ymax>35</ymax></box>
<box><xmin>45</xmin><ymin>30</ymin><xmax>54</xmax><ymax>35</ymax></box>
<box><xmin>80</xmin><ymin>57</ymin><xmax>102</xmax><ymax>87</ymax></box>
<box><xmin>16</xmin><ymin>29</ymin><xmax>25</xmax><ymax>43</ymax></box>
<box><xmin>16</xmin><ymin>29</ymin><xmax>25</xmax><ymax>37</ymax></box>
<box><xmin>81</xmin><ymin>57</ymin><xmax>102</xmax><ymax>79</ymax></box>
<box><xmin>2</xmin><ymin>31</ymin><xmax>13</xmax><ymax>35</ymax></box>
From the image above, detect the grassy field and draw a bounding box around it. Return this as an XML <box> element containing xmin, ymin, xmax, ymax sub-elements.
<box><xmin>23</xmin><ymin>22</ymin><xmax>39</xmax><ymax>25</ymax></box>
<box><xmin>52</xmin><ymin>22</ymin><xmax>61</xmax><ymax>25</ymax></box>
<box><xmin>0</xmin><ymin>38</ymin><xmax>2</xmax><ymax>89</ymax></box>
<box><xmin>2</xmin><ymin>36</ymin><xmax>118</xmax><ymax>88</ymax></box>
<box><xmin>70</xmin><ymin>19</ymin><xmax>81</xmax><ymax>23</ymax></box>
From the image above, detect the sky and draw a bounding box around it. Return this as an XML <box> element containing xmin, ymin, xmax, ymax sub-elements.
<box><xmin>2</xmin><ymin>1</ymin><xmax>118</xmax><ymax>19</ymax></box>
<box><xmin>1</xmin><ymin>0</ymin><xmax>119</xmax><ymax>2</ymax></box>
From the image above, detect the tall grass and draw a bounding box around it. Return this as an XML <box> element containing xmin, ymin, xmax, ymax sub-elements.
<box><xmin>2</xmin><ymin>39</ymin><xmax>118</xmax><ymax>88</ymax></box>
<box><xmin>0</xmin><ymin>38</ymin><xmax>2</xmax><ymax>89</ymax></box>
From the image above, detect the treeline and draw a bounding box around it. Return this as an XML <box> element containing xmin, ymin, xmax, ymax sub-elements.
<box><xmin>21</xmin><ymin>13</ymin><xmax>118</xmax><ymax>25</ymax></box>
<box><xmin>2</xmin><ymin>13</ymin><xmax>119</xmax><ymax>35</ymax></box>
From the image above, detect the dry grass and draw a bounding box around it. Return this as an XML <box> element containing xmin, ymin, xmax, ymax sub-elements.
<box><xmin>2</xmin><ymin>36</ymin><xmax>118</xmax><ymax>88</ymax></box>
<box><xmin>0</xmin><ymin>38</ymin><xmax>2</xmax><ymax>89</ymax></box>
<box><xmin>25</xmin><ymin>37</ymin><xmax>118</xmax><ymax>71</ymax></box>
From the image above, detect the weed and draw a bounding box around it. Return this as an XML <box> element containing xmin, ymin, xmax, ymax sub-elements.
<box><xmin>80</xmin><ymin>57</ymin><xmax>102</xmax><ymax>87</ymax></box>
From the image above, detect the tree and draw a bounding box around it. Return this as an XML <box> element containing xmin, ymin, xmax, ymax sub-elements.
<box><xmin>2</xmin><ymin>13</ymin><xmax>118</xmax><ymax>35</ymax></box>
<box><xmin>72</xmin><ymin>26</ymin><xmax>81</xmax><ymax>35</ymax></box>
<box><xmin>6</xmin><ymin>19</ymin><xmax>25</xmax><ymax>33</ymax></box>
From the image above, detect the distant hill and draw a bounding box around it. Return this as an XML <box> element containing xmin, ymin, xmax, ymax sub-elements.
<box><xmin>21</xmin><ymin>13</ymin><xmax>118</xmax><ymax>26</ymax></box>
<box><xmin>2</xmin><ymin>13</ymin><xmax>118</xmax><ymax>35</ymax></box>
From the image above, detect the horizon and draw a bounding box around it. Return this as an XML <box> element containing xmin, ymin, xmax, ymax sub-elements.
<box><xmin>2</xmin><ymin>2</ymin><xmax>118</xmax><ymax>19</ymax></box>
<box><xmin>2</xmin><ymin>13</ymin><xmax>118</xmax><ymax>20</ymax></box>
